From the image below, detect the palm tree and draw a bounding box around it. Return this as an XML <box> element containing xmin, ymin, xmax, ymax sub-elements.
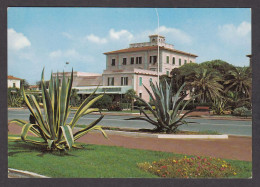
<box><xmin>125</xmin><ymin>89</ymin><xmax>136</xmax><ymax>111</ymax></box>
<box><xmin>186</xmin><ymin>68</ymin><xmax>223</xmax><ymax>103</ymax></box>
<box><xmin>224</xmin><ymin>67</ymin><xmax>252</xmax><ymax>100</ymax></box>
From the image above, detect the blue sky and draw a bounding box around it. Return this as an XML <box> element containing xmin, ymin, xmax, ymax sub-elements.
<box><xmin>8</xmin><ymin>8</ymin><xmax>251</xmax><ymax>84</ymax></box>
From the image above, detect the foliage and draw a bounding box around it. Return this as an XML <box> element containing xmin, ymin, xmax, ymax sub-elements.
<box><xmin>92</xmin><ymin>94</ymin><xmax>113</xmax><ymax>109</ymax></box>
<box><xmin>8</xmin><ymin>88</ymin><xmax>24</xmax><ymax>107</ymax></box>
<box><xmin>224</xmin><ymin>67</ymin><xmax>252</xmax><ymax>100</ymax></box>
<box><xmin>107</xmin><ymin>102</ymin><xmax>123</xmax><ymax>111</ymax></box>
<box><xmin>70</xmin><ymin>89</ymin><xmax>81</xmax><ymax>107</ymax></box>
<box><xmin>225</xmin><ymin>91</ymin><xmax>251</xmax><ymax>110</ymax></box>
<box><xmin>126</xmin><ymin>79</ymin><xmax>199</xmax><ymax>133</ymax></box>
<box><xmin>186</xmin><ymin>68</ymin><xmax>223</xmax><ymax>103</ymax></box>
<box><xmin>36</xmin><ymin>80</ymin><xmax>49</xmax><ymax>90</ymax></box>
<box><xmin>212</xmin><ymin>99</ymin><xmax>230</xmax><ymax>115</ymax></box>
<box><xmin>20</xmin><ymin>79</ymin><xmax>30</xmax><ymax>90</ymax></box>
<box><xmin>138</xmin><ymin>156</ymin><xmax>240</xmax><ymax>178</ymax></box>
<box><xmin>9</xmin><ymin>69</ymin><xmax>107</xmax><ymax>151</ymax></box>
<box><xmin>200</xmin><ymin>60</ymin><xmax>235</xmax><ymax>76</ymax></box>
<box><xmin>125</xmin><ymin>89</ymin><xmax>137</xmax><ymax>111</ymax></box>
<box><xmin>233</xmin><ymin>107</ymin><xmax>251</xmax><ymax>116</ymax></box>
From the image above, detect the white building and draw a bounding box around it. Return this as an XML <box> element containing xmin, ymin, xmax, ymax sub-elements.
<box><xmin>8</xmin><ymin>75</ymin><xmax>22</xmax><ymax>89</ymax></box>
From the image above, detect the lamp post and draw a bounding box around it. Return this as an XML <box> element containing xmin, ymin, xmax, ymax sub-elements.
<box><xmin>64</xmin><ymin>62</ymin><xmax>69</xmax><ymax>71</ymax></box>
<box><xmin>155</xmin><ymin>8</ymin><xmax>160</xmax><ymax>85</ymax></box>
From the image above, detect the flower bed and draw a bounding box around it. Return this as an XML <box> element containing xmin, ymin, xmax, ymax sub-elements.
<box><xmin>138</xmin><ymin>156</ymin><xmax>238</xmax><ymax>178</ymax></box>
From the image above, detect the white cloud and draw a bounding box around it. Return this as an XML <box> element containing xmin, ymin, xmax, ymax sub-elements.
<box><xmin>156</xmin><ymin>26</ymin><xmax>192</xmax><ymax>45</ymax></box>
<box><xmin>8</xmin><ymin>28</ymin><xmax>31</xmax><ymax>50</ymax></box>
<box><xmin>62</xmin><ymin>32</ymin><xmax>73</xmax><ymax>39</ymax></box>
<box><xmin>218</xmin><ymin>21</ymin><xmax>251</xmax><ymax>45</ymax></box>
<box><xmin>109</xmin><ymin>29</ymin><xmax>133</xmax><ymax>41</ymax></box>
<box><xmin>49</xmin><ymin>49</ymin><xmax>95</xmax><ymax>63</ymax></box>
<box><xmin>85</xmin><ymin>34</ymin><xmax>107</xmax><ymax>44</ymax></box>
<box><xmin>49</xmin><ymin>50</ymin><xmax>62</xmax><ymax>58</ymax></box>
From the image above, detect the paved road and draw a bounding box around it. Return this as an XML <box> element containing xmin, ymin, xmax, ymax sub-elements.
<box><xmin>8</xmin><ymin>109</ymin><xmax>252</xmax><ymax>136</ymax></box>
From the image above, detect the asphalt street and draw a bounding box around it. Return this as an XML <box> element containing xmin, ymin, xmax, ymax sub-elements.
<box><xmin>8</xmin><ymin>109</ymin><xmax>252</xmax><ymax>136</ymax></box>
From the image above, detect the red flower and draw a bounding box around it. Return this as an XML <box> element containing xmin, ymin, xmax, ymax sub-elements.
<box><xmin>161</xmin><ymin>165</ymin><xmax>167</xmax><ymax>169</ymax></box>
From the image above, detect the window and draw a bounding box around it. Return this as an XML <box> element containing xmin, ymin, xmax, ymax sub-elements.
<box><xmin>139</xmin><ymin>77</ymin><xmax>142</xmax><ymax>86</ymax></box>
<box><xmin>111</xmin><ymin>59</ymin><xmax>116</xmax><ymax>66</ymax></box>
<box><xmin>167</xmin><ymin>56</ymin><xmax>169</xmax><ymax>64</ymax></box>
<box><xmin>172</xmin><ymin>57</ymin><xmax>175</xmax><ymax>65</ymax></box>
<box><xmin>121</xmin><ymin>77</ymin><xmax>128</xmax><ymax>86</ymax></box>
<box><xmin>13</xmin><ymin>83</ymin><xmax>16</xmax><ymax>88</ymax></box>
<box><xmin>184</xmin><ymin>60</ymin><xmax>187</xmax><ymax>64</ymax></box>
<box><xmin>131</xmin><ymin>57</ymin><xmax>134</xmax><ymax>64</ymax></box>
<box><xmin>166</xmin><ymin>71</ymin><xmax>169</xmax><ymax>76</ymax></box>
<box><xmin>108</xmin><ymin>77</ymin><xmax>114</xmax><ymax>86</ymax></box>
<box><xmin>150</xmin><ymin>56</ymin><xmax>157</xmax><ymax>64</ymax></box>
<box><xmin>123</xmin><ymin>58</ymin><xmax>127</xmax><ymax>65</ymax></box>
<box><xmin>139</xmin><ymin>93</ymin><xmax>142</xmax><ymax>98</ymax></box>
<box><xmin>136</xmin><ymin>57</ymin><xmax>142</xmax><ymax>64</ymax></box>
<box><xmin>149</xmin><ymin>78</ymin><xmax>152</xmax><ymax>82</ymax></box>
<box><xmin>179</xmin><ymin>59</ymin><xmax>181</xmax><ymax>66</ymax></box>
<box><xmin>190</xmin><ymin>60</ymin><xmax>192</xmax><ymax>63</ymax></box>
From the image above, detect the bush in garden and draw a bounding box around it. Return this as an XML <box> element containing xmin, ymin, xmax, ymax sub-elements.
<box><xmin>9</xmin><ymin>69</ymin><xmax>107</xmax><ymax>151</ymax></box>
<box><xmin>92</xmin><ymin>94</ymin><xmax>113</xmax><ymax>109</ymax></box>
<box><xmin>107</xmin><ymin>102</ymin><xmax>123</xmax><ymax>111</ymax></box>
<box><xmin>137</xmin><ymin>156</ymin><xmax>238</xmax><ymax>178</ymax></box>
<box><xmin>212</xmin><ymin>99</ymin><xmax>230</xmax><ymax>115</ymax></box>
<box><xmin>233</xmin><ymin>107</ymin><xmax>250</xmax><ymax>116</ymax></box>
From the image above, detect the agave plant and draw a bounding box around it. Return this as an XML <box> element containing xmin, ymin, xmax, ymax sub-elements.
<box><xmin>126</xmin><ymin>79</ymin><xmax>199</xmax><ymax>133</ymax></box>
<box><xmin>212</xmin><ymin>98</ymin><xmax>230</xmax><ymax>115</ymax></box>
<box><xmin>9</xmin><ymin>69</ymin><xmax>107</xmax><ymax>151</ymax></box>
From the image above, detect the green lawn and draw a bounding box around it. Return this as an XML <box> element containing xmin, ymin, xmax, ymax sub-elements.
<box><xmin>8</xmin><ymin>135</ymin><xmax>252</xmax><ymax>178</ymax></box>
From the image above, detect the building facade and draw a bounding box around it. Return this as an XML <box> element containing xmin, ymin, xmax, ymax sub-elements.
<box><xmin>8</xmin><ymin>75</ymin><xmax>22</xmax><ymax>89</ymax></box>
<box><xmin>101</xmin><ymin>35</ymin><xmax>197</xmax><ymax>101</ymax></box>
<box><xmin>53</xmin><ymin>35</ymin><xmax>198</xmax><ymax>102</ymax></box>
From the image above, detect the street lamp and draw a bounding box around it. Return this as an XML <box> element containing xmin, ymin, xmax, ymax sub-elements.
<box><xmin>155</xmin><ymin>8</ymin><xmax>160</xmax><ymax>85</ymax></box>
<box><xmin>64</xmin><ymin>62</ymin><xmax>69</xmax><ymax>71</ymax></box>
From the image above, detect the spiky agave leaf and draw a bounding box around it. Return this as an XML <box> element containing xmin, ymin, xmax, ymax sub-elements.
<box><xmin>126</xmin><ymin>79</ymin><xmax>199</xmax><ymax>133</ymax></box>
<box><xmin>9</xmin><ymin>69</ymin><xmax>107</xmax><ymax>151</ymax></box>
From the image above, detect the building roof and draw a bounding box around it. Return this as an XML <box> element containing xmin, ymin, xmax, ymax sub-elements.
<box><xmin>104</xmin><ymin>46</ymin><xmax>198</xmax><ymax>57</ymax></box>
<box><xmin>52</xmin><ymin>71</ymin><xmax>101</xmax><ymax>77</ymax></box>
<box><xmin>8</xmin><ymin>75</ymin><xmax>22</xmax><ymax>80</ymax></box>
<box><xmin>29</xmin><ymin>85</ymin><xmax>39</xmax><ymax>88</ymax></box>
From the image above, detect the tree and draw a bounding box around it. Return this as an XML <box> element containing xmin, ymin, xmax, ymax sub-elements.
<box><xmin>224</xmin><ymin>67</ymin><xmax>252</xmax><ymax>100</ymax></box>
<box><xmin>36</xmin><ymin>80</ymin><xmax>49</xmax><ymax>90</ymax></box>
<box><xmin>70</xmin><ymin>89</ymin><xmax>80</xmax><ymax>107</ymax></box>
<box><xmin>92</xmin><ymin>94</ymin><xmax>113</xmax><ymax>109</ymax></box>
<box><xmin>125</xmin><ymin>89</ymin><xmax>136</xmax><ymax>111</ymax></box>
<box><xmin>20</xmin><ymin>79</ymin><xmax>30</xmax><ymax>90</ymax></box>
<box><xmin>186</xmin><ymin>68</ymin><xmax>223</xmax><ymax>103</ymax></box>
<box><xmin>200</xmin><ymin>59</ymin><xmax>235</xmax><ymax>76</ymax></box>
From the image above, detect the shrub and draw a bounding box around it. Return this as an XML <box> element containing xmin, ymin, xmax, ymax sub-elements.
<box><xmin>8</xmin><ymin>88</ymin><xmax>24</xmax><ymax>107</ymax></box>
<box><xmin>212</xmin><ymin>99</ymin><xmax>230</xmax><ymax>115</ymax></box>
<box><xmin>9</xmin><ymin>69</ymin><xmax>107</xmax><ymax>151</ymax></box>
<box><xmin>137</xmin><ymin>156</ymin><xmax>238</xmax><ymax>178</ymax></box>
<box><xmin>233</xmin><ymin>107</ymin><xmax>250</xmax><ymax>116</ymax></box>
<box><xmin>92</xmin><ymin>94</ymin><xmax>113</xmax><ymax>109</ymax></box>
<box><xmin>120</xmin><ymin>103</ymin><xmax>130</xmax><ymax>109</ymax></box>
<box><xmin>107</xmin><ymin>102</ymin><xmax>123</xmax><ymax>111</ymax></box>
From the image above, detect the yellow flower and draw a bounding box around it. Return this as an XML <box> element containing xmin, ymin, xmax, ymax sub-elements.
<box><xmin>173</xmin><ymin>160</ymin><xmax>176</xmax><ymax>163</ymax></box>
<box><xmin>234</xmin><ymin>172</ymin><xmax>237</xmax><ymax>175</ymax></box>
<box><xmin>157</xmin><ymin>170</ymin><xmax>160</xmax><ymax>172</ymax></box>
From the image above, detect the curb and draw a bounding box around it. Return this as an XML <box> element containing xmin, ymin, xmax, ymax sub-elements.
<box><xmin>8</xmin><ymin>168</ymin><xmax>49</xmax><ymax>178</ymax></box>
<box><xmin>103</xmin><ymin>130</ymin><xmax>229</xmax><ymax>139</ymax></box>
